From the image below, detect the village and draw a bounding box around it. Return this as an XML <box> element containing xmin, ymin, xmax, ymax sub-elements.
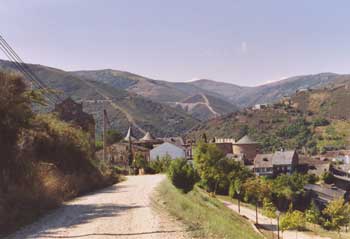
<box><xmin>45</xmin><ymin>88</ymin><xmax>350</xmax><ymax>239</ymax></box>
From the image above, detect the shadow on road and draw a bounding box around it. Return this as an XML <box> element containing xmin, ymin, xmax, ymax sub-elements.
<box><xmin>28</xmin><ymin>230</ymin><xmax>185</xmax><ymax>238</ymax></box>
<box><xmin>10</xmin><ymin>203</ymin><xmax>143</xmax><ymax>239</ymax></box>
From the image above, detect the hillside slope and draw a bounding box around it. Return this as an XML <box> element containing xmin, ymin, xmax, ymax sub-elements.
<box><xmin>0</xmin><ymin>60</ymin><xmax>198</xmax><ymax>138</ymax></box>
<box><xmin>190</xmin><ymin>73</ymin><xmax>343</xmax><ymax>107</ymax></box>
<box><xmin>188</xmin><ymin>80</ymin><xmax>350</xmax><ymax>154</ymax></box>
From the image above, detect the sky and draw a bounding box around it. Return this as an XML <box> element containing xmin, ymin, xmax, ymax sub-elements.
<box><xmin>1</xmin><ymin>0</ymin><xmax>350</xmax><ymax>86</ymax></box>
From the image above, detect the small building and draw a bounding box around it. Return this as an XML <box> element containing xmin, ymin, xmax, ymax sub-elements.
<box><xmin>150</xmin><ymin>142</ymin><xmax>186</xmax><ymax>161</ymax></box>
<box><xmin>253</xmin><ymin>153</ymin><xmax>274</xmax><ymax>176</ymax></box>
<box><xmin>233</xmin><ymin>135</ymin><xmax>260</xmax><ymax>164</ymax></box>
<box><xmin>96</xmin><ymin>142</ymin><xmax>150</xmax><ymax>167</ymax></box>
<box><xmin>253</xmin><ymin>150</ymin><xmax>299</xmax><ymax>176</ymax></box>
<box><xmin>304</xmin><ymin>184</ymin><xmax>349</xmax><ymax>207</ymax></box>
<box><xmin>272</xmin><ymin>150</ymin><xmax>299</xmax><ymax>175</ymax></box>
<box><xmin>54</xmin><ymin>97</ymin><xmax>95</xmax><ymax>149</ymax></box>
<box><xmin>252</xmin><ymin>104</ymin><xmax>269</xmax><ymax>110</ymax></box>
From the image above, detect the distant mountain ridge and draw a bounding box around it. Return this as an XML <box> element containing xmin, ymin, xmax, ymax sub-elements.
<box><xmin>1</xmin><ymin>58</ymin><xmax>349</xmax><ymax>126</ymax></box>
<box><xmin>71</xmin><ymin>69</ymin><xmax>348</xmax><ymax>110</ymax></box>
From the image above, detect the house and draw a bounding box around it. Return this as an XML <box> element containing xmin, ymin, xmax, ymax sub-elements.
<box><xmin>253</xmin><ymin>150</ymin><xmax>299</xmax><ymax>176</ymax></box>
<box><xmin>150</xmin><ymin>142</ymin><xmax>186</xmax><ymax>161</ymax></box>
<box><xmin>304</xmin><ymin>184</ymin><xmax>349</xmax><ymax>207</ymax></box>
<box><xmin>252</xmin><ymin>104</ymin><xmax>269</xmax><ymax>110</ymax></box>
<box><xmin>54</xmin><ymin>97</ymin><xmax>95</xmax><ymax>149</ymax></box>
<box><xmin>96</xmin><ymin>142</ymin><xmax>150</xmax><ymax>167</ymax></box>
<box><xmin>272</xmin><ymin>150</ymin><xmax>299</xmax><ymax>174</ymax></box>
<box><xmin>253</xmin><ymin>154</ymin><xmax>274</xmax><ymax>176</ymax></box>
<box><xmin>233</xmin><ymin>135</ymin><xmax>260</xmax><ymax>164</ymax></box>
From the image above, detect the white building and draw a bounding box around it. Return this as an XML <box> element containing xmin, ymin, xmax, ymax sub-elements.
<box><xmin>150</xmin><ymin>142</ymin><xmax>186</xmax><ymax>161</ymax></box>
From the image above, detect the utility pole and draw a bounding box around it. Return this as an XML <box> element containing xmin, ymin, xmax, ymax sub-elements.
<box><xmin>103</xmin><ymin>109</ymin><xmax>108</xmax><ymax>161</ymax></box>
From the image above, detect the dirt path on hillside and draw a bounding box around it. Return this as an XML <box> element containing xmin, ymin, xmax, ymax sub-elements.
<box><xmin>200</xmin><ymin>93</ymin><xmax>220</xmax><ymax>117</ymax></box>
<box><xmin>8</xmin><ymin>175</ymin><xmax>187</xmax><ymax>239</ymax></box>
<box><xmin>222</xmin><ymin>200</ymin><xmax>331</xmax><ymax>239</ymax></box>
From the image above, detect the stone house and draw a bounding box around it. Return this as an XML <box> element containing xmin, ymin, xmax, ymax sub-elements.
<box><xmin>54</xmin><ymin>97</ymin><xmax>95</xmax><ymax>148</ymax></box>
<box><xmin>233</xmin><ymin>135</ymin><xmax>260</xmax><ymax>164</ymax></box>
<box><xmin>96</xmin><ymin>142</ymin><xmax>150</xmax><ymax>167</ymax></box>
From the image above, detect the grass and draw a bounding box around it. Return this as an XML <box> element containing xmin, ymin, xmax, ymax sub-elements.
<box><xmin>304</xmin><ymin>222</ymin><xmax>350</xmax><ymax>239</ymax></box>
<box><xmin>154</xmin><ymin>179</ymin><xmax>263</xmax><ymax>239</ymax></box>
<box><xmin>217</xmin><ymin>195</ymin><xmax>350</xmax><ymax>239</ymax></box>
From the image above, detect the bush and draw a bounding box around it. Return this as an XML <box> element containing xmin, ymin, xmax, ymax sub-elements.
<box><xmin>148</xmin><ymin>156</ymin><xmax>171</xmax><ymax>174</ymax></box>
<box><xmin>313</xmin><ymin>117</ymin><xmax>330</xmax><ymax>127</ymax></box>
<box><xmin>167</xmin><ymin>159</ymin><xmax>199</xmax><ymax>193</ymax></box>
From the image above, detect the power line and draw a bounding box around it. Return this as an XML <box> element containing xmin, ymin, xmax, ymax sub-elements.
<box><xmin>0</xmin><ymin>36</ymin><xmax>62</xmax><ymax>101</ymax></box>
<box><xmin>0</xmin><ymin>35</ymin><xmax>61</xmax><ymax>105</ymax></box>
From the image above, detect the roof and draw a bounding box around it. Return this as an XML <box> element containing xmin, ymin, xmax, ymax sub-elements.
<box><xmin>254</xmin><ymin>154</ymin><xmax>273</xmax><ymax>168</ymax></box>
<box><xmin>124</xmin><ymin>127</ymin><xmax>136</xmax><ymax>141</ymax></box>
<box><xmin>272</xmin><ymin>150</ymin><xmax>296</xmax><ymax>165</ymax></box>
<box><xmin>161</xmin><ymin>137</ymin><xmax>185</xmax><ymax>147</ymax></box>
<box><xmin>235</xmin><ymin>135</ymin><xmax>258</xmax><ymax>145</ymax></box>
<box><xmin>304</xmin><ymin>184</ymin><xmax>345</xmax><ymax>202</ymax></box>
<box><xmin>151</xmin><ymin>142</ymin><xmax>185</xmax><ymax>152</ymax></box>
<box><xmin>140</xmin><ymin>132</ymin><xmax>155</xmax><ymax>141</ymax></box>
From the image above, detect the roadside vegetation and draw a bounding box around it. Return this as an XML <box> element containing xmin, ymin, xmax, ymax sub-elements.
<box><xmin>0</xmin><ymin>72</ymin><xmax>120</xmax><ymax>235</ymax></box>
<box><xmin>160</xmin><ymin>141</ymin><xmax>350</xmax><ymax>238</ymax></box>
<box><xmin>155</xmin><ymin>179</ymin><xmax>263</xmax><ymax>239</ymax></box>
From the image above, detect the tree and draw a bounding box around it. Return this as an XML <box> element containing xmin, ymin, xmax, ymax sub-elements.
<box><xmin>243</xmin><ymin>177</ymin><xmax>271</xmax><ymax>224</ymax></box>
<box><xmin>323</xmin><ymin>198</ymin><xmax>350</xmax><ymax>235</ymax></box>
<box><xmin>280</xmin><ymin>210</ymin><xmax>306</xmax><ymax>239</ymax></box>
<box><xmin>262</xmin><ymin>198</ymin><xmax>277</xmax><ymax>239</ymax></box>
<box><xmin>271</xmin><ymin>173</ymin><xmax>308</xmax><ymax>210</ymax></box>
<box><xmin>193</xmin><ymin>142</ymin><xmax>225</xmax><ymax>193</ymax></box>
<box><xmin>106</xmin><ymin>129</ymin><xmax>122</xmax><ymax>145</ymax></box>
<box><xmin>229</xmin><ymin>179</ymin><xmax>243</xmax><ymax>213</ymax></box>
<box><xmin>167</xmin><ymin>159</ymin><xmax>199</xmax><ymax>193</ymax></box>
<box><xmin>305</xmin><ymin>200</ymin><xmax>321</xmax><ymax>232</ymax></box>
<box><xmin>0</xmin><ymin>73</ymin><xmax>32</xmax><ymax>179</ymax></box>
<box><xmin>132</xmin><ymin>152</ymin><xmax>148</xmax><ymax>172</ymax></box>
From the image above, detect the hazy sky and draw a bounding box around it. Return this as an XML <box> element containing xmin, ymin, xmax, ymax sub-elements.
<box><xmin>1</xmin><ymin>0</ymin><xmax>350</xmax><ymax>86</ymax></box>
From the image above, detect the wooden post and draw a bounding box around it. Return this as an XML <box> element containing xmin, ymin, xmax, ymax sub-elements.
<box><xmin>255</xmin><ymin>202</ymin><xmax>258</xmax><ymax>224</ymax></box>
<box><xmin>103</xmin><ymin>109</ymin><xmax>107</xmax><ymax>161</ymax></box>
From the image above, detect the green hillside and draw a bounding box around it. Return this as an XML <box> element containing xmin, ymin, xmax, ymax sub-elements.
<box><xmin>188</xmin><ymin>82</ymin><xmax>350</xmax><ymax>154</ymax></box>
<box><xmin>0</xmin><ymin>60</ymin><xmax>198</xmax><ymax>138</ymax></box>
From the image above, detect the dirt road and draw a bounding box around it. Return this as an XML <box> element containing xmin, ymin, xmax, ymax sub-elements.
<box><xmin>8</xmin><ymin>175</ymin><xmax>187</xmax><ymax>239</ymax></box>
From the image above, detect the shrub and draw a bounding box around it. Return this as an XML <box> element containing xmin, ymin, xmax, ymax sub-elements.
<box><xmin>313</xmin><ymin>117</ymin><xmax>330</xmax><ymax>127</ymax></box>
<box><xmin>148</xmin><ymin>156</ymin><xmax>171</xmax><ymax>174</ymax></box>
<box><xmin>167</xmin><ymin>159</ymin><xmax>199</xmax><ymax>193</ymax></box>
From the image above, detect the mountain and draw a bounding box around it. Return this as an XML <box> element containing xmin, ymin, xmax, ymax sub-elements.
<box><xmin>71</xmin><ymin>70</ymin><xmax>238</xmax><ymax>120</ymax></box>
<box><xmin>72</xmin><ymin>70</ymin><xmax>347</xmax><ymax>110</ymax></box>
<box><xmin>189</xmin><ymin>73</ymin><xmax>343</xmax><ymax>107</ymax></box>
<box><xmin>187</xmin><ymin>80</ymin><xmax>350</xmax><ymax>154</ymax></box>
<box><xmin>0</xmin><ymin>60</ymin><xmax>198</xmax><ymax>138</ymax></box>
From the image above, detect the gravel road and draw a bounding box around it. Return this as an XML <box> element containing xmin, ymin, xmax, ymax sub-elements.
<box><xmin>7</xmin><ymin>175</ymin><xmax>188</xmax><ymax>239</ymax></box>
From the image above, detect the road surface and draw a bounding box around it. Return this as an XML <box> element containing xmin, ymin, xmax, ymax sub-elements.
<box><xmin>222</xmin><ymin>200</ymin><xmax>331</xmax><ymax>239</ymax></box>
<box><xmin>8</xmin><ymin>175</ymin><xmax>187</xmax><ymax>239</ymax></box>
